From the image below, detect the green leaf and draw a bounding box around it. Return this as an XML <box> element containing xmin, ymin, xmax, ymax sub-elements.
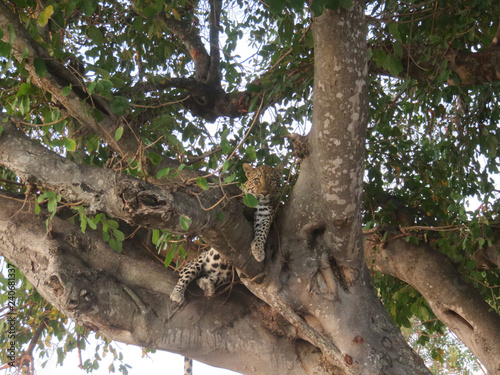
<box><xmin>221</xmin><ymin>139</ymin><xmax>232</xmax><ymax>154</ymax></box>
<box><xmin>419</xmin><ymin>305</ymin><xmax>430</xmax><ymax>321</ymax></box>
<box><xmin>245</xmin><ymin>146</ymin><xmax>257</xmax><ymax>160</ymax></box>
<box><xmin>8</xmin><ymin>24</ymin><xmax>15</xmax><ymax>44</ymax></box>
<box><xmin>87</xmin><ymin>218</ymin><xmax>97</xmax><ymax>230</ymax></box>
<box><xmin>0</xmin><ymin>125</ymin><xmax>3</xmax><ymax>137</ymax></box>
<box><xmin>179</xmin><ymin>215</ymin><xmax>192</xmax><ymax>231</ymax></box>
<box><xmin>310</xmin><ymin>0</ymin><xmax>327</xmax><ymax>15</ymax></box>
<box><xmin>157</xmin><ymin>168</ymin><xmax>171</xmax><ymax>179</ymax></box>
<box><xmin>388</xmin><ymin>22</ymin><xmax>401</xmax><ymax>42</ymax></box>
<box><xmin>246</xmin><ymin>83</ymin><xmax>263</xmax><ymax>92</ymax></box>
<box><xmin>268</xmin><ymin>0</ymin><xmax>286</xmax><ymax>13</ymax></box>
<box><xmin>20</xmin><ymin>46</ymin><xmax>29</xmax><ymax>59</ymax></box>
<box><xmin>110</xmin><ymin>97</ymin><xmax>129</xmax><ymax>115</ymax></box>
<box><xmin>34</xmin><ymin>57</ymin><xmax>48</xmax><ymax>78</ymax></box>
<box><xmin>62</xmin><ymin>85</ymin><xmax>72</xmax><ymax>96</ymax></box>
<box><xmin>372</xmin><ymin>49</ymin><xmax>387</xmax><ymax>68</ymax></box>
<box><xmin>80</xmin><ymin>217</ymin><xmax>87</xmax><ymax>233</ymax></box>
<box><xmin>109</xmin><ymin>238</ymin><xmax>122</xmax><ymax>253</ymax></box>
<box><xmin>148</xmin><ymin>152</ymin><xmax>161</xmax><ymax>165</ymax></box>
<box><xmin>114</xmin><ymin>126</ymin><xmax>124</xmax><ymax>141</ymax></box>
<box><xmin>152</xmin><ymin>229</ymin><xmax>160</xmax><ymax>245</ymax></box>
<box><xmin>164</xmin><ymin>246</ymin><xmax>177</xmax><ymax>267</ymax></box>
<box><xmin>17</xmin><ymin>82</ymin><xmax>33</xmax><ymax>96</ymax></box>
<box><xmin>0</xmin><ymin>41</ymin><xmax>11</xmax><ymax>57</ymax></box>
<box><xmin>38</xmin><ymin>5</ymin><xmax>54</xmax><ymax>26</ymax></box>
<box><xmin>81</xmin><ymin>0</ymin><xmax>96</xmax><ymax>16</ymax></box>
<box><xmin>65</xmin><ymin>139</ymin><xmax>77</xmax><ymax>152</ymax></box>
<box><xmin>113</xmin><ymin>229</ymin><xmax>125</xmax><ymax>242</ymax></box>
<box><xmin>47</xmin><ymin>197</ymin><xmax>57</xmax><ymax>213</ymax></box>
<box><xmin>387</xmin><ymin>56</ymin><xmax>403</xmax><ymax>76</ymax></box>
<box><xmin>196</xmin><ymin>176</ymin><xmax>210</xmax><ymax>190</ymax></box>
<box><xmin>243</xmin><ymin>193</ymin><xmax>259</xmax><ymax>208</ymax></box>
<box><xmin>88</xmin><ymin>26</ymin><xmax>104</xmax><ymax>45</ymax></box>
<box><xmin>223</xmin><ymin>173</ymin><xmax>236</xmax><ymax>184</ymax></box>
<box><xmin>107</xmin><ymin>220</ymin><xmax>119</xmax><ymax>230</ymax></box>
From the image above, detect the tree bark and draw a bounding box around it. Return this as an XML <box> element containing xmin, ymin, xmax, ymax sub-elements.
<box><xmin>0</xmin><ymin>194</ymin><xmax>329</xmax><ymax>375</ymax></box>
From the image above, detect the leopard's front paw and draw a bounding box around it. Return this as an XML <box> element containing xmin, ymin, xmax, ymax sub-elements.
<box><xmin>196</xmin><ymin>277</ymin><xmax>216</xmax><ymax>296</ymax></box>
<box><xmin>251</xmin><ymin>241</ymin><xmax>265</xmax><ymax>262</ymax></box>
<box><xmin>170</xmin><ymin>289</ymin><xmax>185</xmax><ymax>304</ymax></box>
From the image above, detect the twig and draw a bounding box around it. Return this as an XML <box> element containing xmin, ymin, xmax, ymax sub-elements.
<box><xmin>185</xmin><ymin>93</ymin><xmax>266</xmax><ymax>185</ymax></box>
<box><xmin>193</xmin><ymin>190</ymin><xmax>228</xmax><ymax>211</ymax></box>
<box><xmin>130</xmin><ymin>95</ymin><xmax>191</xmax><ymax>108</ymax></box>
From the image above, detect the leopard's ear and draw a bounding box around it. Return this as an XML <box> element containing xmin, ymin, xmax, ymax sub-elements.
<box><xmin>243</xmin><ymin>163</ymin><xmax>254</xmax><ymax>177</ymax></box>
<box><xmin>276</xmin><ymin>163</ymin><xmax>284</xmax><ymax>171</ymax></box>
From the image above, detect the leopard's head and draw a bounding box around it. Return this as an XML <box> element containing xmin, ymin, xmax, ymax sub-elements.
<box><xmin>242</xmin><ymin>163</ymin><xmax>283</xmax><ymax>200</ymax></box>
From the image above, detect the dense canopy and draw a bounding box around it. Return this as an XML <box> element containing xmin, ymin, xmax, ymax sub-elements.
<box><xmin>1</xmin><ymin>0</ymin><xmax>499</xmax><ymax>374</ymax></box>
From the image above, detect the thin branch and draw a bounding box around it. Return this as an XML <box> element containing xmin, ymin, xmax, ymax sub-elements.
<box><xmin>206</xmin><ymin>0</ymin><xmax>222</xmax><ymax>88</ymax></box>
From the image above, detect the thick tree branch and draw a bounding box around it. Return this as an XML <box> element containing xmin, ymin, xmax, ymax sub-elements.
<box><xmin>133</xmin><ymin>77</ymin><xmax>264</xmax><ymax>120</ymax></box>
<box><xmin>364</xmin><ymin>232</ymin><xmax>500</xmax><ymax>373</ymax></box>
<box><xmin>0</xmin><ymin>120</ymin><xmax>261</xmax><ymax>277</ymax></box>
<box><xmin>0</xmin><ymin>194</ymin><xmax>327</xmax><ymax>375</ymax></box>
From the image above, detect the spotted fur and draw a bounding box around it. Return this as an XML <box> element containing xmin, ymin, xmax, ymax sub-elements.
<box><xmin>169</xmin><ymin>163</ymin><xmax>283</xmax><ymax>304</ymax></box>
<box><xmin>170</xmin><ymin>248</ymin><xmax>231</xmax><ymax>304</ymax></box>
<box><xmin>242</xmin><ymin>163</ymin><xmax>283</xmax><ymax>262</ymax></box>
<box><xmin>184</xmin><ymin>357</ymin><xmax>192</xmax><ymax>375</ymax></box>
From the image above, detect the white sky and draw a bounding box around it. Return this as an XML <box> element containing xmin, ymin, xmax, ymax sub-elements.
<box><xmin>26</xmin><ymin>344</ymin><xmax>241</xmax><ymax>375</ymax></box>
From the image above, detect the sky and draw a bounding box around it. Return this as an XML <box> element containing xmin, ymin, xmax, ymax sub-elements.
<box><xmin>26</xmin><ymin>344</ymin><xmax>241</xmax><ymax>375</ymax></box>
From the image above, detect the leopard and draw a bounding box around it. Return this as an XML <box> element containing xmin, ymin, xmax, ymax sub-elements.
<box><xmin>241</xmin><ymin>162</ymin><xmax>283</xmax><ymax>262</ymax></box>
<box><xmin>184</xmin><ymin>357</ymin><xmax>192</xmax><ymax>375</ymax></box>
<box><xmin>169</xmin><ymin>163</ymin><xmax>283</xmax><ymax>304</ymax></box>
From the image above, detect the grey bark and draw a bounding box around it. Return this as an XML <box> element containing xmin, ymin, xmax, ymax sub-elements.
<box><xmin>0</xmin><ymin>194</ymin><xmax>325</xmax><ymax>375</ymax></box>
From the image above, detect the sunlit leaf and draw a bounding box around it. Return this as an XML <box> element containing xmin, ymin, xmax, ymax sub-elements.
<box><xmin>179</xmin><ymin>215</ymin><xmax>191</xmax><ymax>231</ymax></box>
<box><xmin>196</xmin><ymin>176</ymin><xmax>210</xmax><ymax>190</ymax></box>
<box><xmin>243</xmin><ymin>193</ymin><xmax>259</xmax><ymax>208</ymax></box>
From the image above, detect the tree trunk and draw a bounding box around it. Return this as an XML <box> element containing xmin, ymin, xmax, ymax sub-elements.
<box><xmin>240</xmin><ymin>4</ymin><xmax>431</xmax><ymax>374</ymax></box>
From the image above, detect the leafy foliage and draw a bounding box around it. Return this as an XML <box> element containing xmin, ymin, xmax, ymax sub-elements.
<box><xmin>0</xmin><ymin>0</ymin><xmax>499</xmax><ymax>374</ymax></box>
